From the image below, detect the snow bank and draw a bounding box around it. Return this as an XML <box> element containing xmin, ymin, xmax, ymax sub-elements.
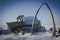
<box><xmin>0</xmin><ymin>32</ymin><xmax>60</xmax><ymax>40</ymax></box>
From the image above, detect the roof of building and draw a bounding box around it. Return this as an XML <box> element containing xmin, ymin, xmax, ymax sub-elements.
<box><xmin>7</xmin><ymin>16</ymin><xmax>40</xmax><ymax>29</ymax></box>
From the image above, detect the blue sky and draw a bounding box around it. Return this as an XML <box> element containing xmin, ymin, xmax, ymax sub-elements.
<box><xmin>0</xmin><ymin>0</ymin><xmax>60</xmax><ymax>29</ymax></box>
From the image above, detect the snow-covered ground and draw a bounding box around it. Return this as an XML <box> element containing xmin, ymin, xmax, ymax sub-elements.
<box><xmin>0</xmin><ymin>32</ymin><xmax>60</xmax><ymax>40</ymax></box>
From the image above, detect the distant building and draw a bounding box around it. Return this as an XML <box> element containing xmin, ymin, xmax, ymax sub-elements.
<box><xmin>7</xmin><ymin>16</ymin><xmax>46</xmax><ymax>33</ymax></box>
<box><xmin>22</xmin><ymin>16</ymin><xmax>46</xmax><ymax>32</ymax></box>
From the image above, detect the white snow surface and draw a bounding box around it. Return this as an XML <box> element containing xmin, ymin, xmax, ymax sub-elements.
<box><xmin>0</xmin><ymin>32</ymin><xmax>60</xmax><ymax>40</ymax></box>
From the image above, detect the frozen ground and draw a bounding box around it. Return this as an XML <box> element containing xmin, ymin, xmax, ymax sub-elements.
<box><xmin>0</xmin><ymin>32</ymin><xmax>60</xmax><ymax>40</ymax></box>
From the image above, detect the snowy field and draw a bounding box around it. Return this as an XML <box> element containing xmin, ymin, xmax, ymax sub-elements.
<box><xmin>0</xmin><ymin>32</ymin><xmax>60</xmax><ymax>40</ymax></box>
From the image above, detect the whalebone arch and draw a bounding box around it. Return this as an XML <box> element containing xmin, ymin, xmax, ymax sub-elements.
<box><xmin>31</xmin><ymin>2</ymin><xmax>56</xmax><ymax>36</ymax></box>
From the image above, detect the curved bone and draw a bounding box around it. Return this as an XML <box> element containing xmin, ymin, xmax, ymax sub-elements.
<box><xmin>31</xmin><ymin>2</ymin><xmax>56</xmax><ymax>36</ymax></box>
